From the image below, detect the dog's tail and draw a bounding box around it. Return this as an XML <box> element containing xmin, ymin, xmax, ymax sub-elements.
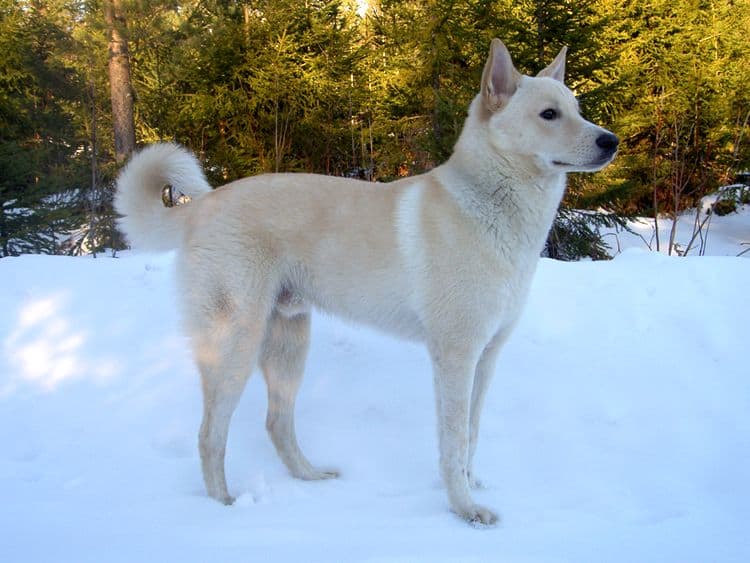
<box><xmin>114</xmin><ymin>143</ymin><xmax>211</xmax><ymax>251</ymax></box>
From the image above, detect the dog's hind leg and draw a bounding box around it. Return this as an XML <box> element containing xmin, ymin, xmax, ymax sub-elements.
<box><xmin>195</xmin><ymin>303</ymin><xmax>269</xmax><ymax>505</ymax></box>
<box><xmin>260</xmin><ymin>311</ymin><xmax>339</xmax><ymax>481</ymax></box>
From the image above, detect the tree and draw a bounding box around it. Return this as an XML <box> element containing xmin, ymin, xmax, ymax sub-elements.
<box><xmin>104</xmin><ymin>0</ymin><xmax>136</xmax><ymax>164</ymax></box>
<box><xmin>602</xmin><ymin>0</ymin><xmax>750</xmax><ymax>254</ymax></box>
<box><xmin>0</xmin><ymin>0</ymin><xmax>88</xmax><ymax>256</ymax></box>
<box><xmin>126</xmin><ymin>0</ymin><xmax>365</xmax><ymax>180</ymax></box>
<box><xmin>367</xmin><ymin>0</ymin><xmax>500</xmax><ymax>175</ymax></box>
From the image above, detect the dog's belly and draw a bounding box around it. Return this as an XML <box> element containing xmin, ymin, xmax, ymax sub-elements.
<box><xmin>307</xmin><ymin>285</ymin><xmax>425</xmax><ymax>341</ymax></box>
<box><xmin>281</xmin><ymin>263</ymin><xmax>424</xmax><ymax>340</ymax></box>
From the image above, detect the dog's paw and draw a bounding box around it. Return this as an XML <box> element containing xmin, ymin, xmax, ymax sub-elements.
<box><xmin>206</xmin><ymin>487</ymin><xmax>236</xmax><ymax>506</ymax></box>
<box><xmin>456</xmin><ymin>504</ymin><xmax>499</xmax><ymax>528</ymax></box>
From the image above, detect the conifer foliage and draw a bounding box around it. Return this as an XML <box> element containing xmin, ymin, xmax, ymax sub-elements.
<box><xmin>1</xmin><ymin>0</ymin><xmax>748</xmax><ymax>258</ymax></box>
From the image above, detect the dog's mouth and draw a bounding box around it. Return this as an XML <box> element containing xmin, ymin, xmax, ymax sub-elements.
<box><xmin>553</xmin><ymin>152</ymin><xmax>617</xmax><ymax>171</ymax></box>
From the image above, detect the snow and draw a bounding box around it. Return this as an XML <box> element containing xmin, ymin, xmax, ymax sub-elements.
<box><xmin>602</xmin><ymin>193</ymin><xmax>750</xmax><ymax>258</ymax></box>
<box><xmin>1</xmin><ymin>240</ymin><xmax>749</xmax><ymax>560</ymax></box>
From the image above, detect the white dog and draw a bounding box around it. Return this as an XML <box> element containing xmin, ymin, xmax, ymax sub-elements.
<box><xmin>114</xmin><ymin>38</ymin><xmax>618</xmax><ymax>525</ymax></box>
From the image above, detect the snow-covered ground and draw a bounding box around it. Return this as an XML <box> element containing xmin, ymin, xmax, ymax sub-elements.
<box><xmin>1</xmin><ymin>227</ymin><xmax>749</xmax><ymax>561</ymax></box>
<box><xmin>602</xmin><ymin>193</ymin><xmax>750</xmax><ymax>258</ymax></box>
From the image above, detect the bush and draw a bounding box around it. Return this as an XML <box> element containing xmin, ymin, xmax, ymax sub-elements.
<box><xmin>544</xmin><ymin>208</ymin><xmax>625</xmax><ymax>261</ymax></box>
<box><xmin>713</xmin><ymin>198</ymin><xmax>738</xmax><ymax>216</ymax></box>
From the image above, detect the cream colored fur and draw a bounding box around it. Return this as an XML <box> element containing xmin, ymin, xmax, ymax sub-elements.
<box><xmin>114</xmin><ymin>39</ymin><xmax>617</xmax><ymax>526</ymax></box>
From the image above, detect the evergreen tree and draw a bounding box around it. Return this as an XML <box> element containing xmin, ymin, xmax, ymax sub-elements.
<box><xmin>0</xmin><ymin>0</ymin><xmax>88</xmax><ymax>256</ymax></box>
<box><xmin>125</xmin><ymin>0</ymin><xmax>364</xmax><ymax>181</ymax></box>
<box><xmin>601</xmin><ymin>0</ymin><xmax>750</xmax><ymax>253</ymax></box>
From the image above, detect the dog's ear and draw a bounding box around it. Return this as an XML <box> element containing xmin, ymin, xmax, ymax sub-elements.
<box><xmin>537</xmin><ymin>46</ymin><xmax>567</xmax><ymax>83</ymax></box>
<box><xmin>481</xmin><ymin>38</ymin><xmax>521</xmax><ymax>112</ymax></box>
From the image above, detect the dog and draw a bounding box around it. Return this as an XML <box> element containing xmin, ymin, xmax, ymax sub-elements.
<box><xmin>114</xmin><ymin>38</ymin><xmax>618</xmax><ymax>526</ymax></box>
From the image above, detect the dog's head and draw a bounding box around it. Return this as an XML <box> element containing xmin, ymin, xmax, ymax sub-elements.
<box><xmin>478</xmin><ymin>39</ymin><xmax>618</xmax><ymax>174</ymax></box>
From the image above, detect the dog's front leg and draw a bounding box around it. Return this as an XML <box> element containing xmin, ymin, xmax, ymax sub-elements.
<box><xmin>430</xmin><ymin>343</ymin><xmax>498</xmax><ymax>526</ymax></box>
<box><xmin>467</xmin><ymin>327</ymin><xmax>512</xmax><ymax>489</ymax></box>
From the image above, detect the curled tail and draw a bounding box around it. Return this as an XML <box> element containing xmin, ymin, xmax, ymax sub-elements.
<box><xmin>114</xmin><ymin>143</ymin><xmax>211</xmax><ymax>251</ymax></box>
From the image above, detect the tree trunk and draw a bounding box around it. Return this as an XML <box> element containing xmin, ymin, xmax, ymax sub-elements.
<box><xmin>0</xmin><ymin>202</ymin><xmax>8</xmax><ymax>258</ymax></box>
<box><xmin>88</xmin><ymin>77</ymin><xmax>99</xmax><ymax>257</ymax></box>
<box><xmin>535</xmin><ymin>1</ymin><xmax>546</xmax><ymax>62</ymax></box>
<box><xmin>104</xmin><ymin>0</ymin><xmax>135</xmax><ymax>165</ymax></box>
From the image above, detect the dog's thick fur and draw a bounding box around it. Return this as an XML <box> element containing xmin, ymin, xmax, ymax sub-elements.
<box><xmin>114</xmin><ymin>39</ymin><xmax>617</xmax><ymax>525</ymax></box>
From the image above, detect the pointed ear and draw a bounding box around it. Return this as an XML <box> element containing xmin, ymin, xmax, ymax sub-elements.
<box><xmin>481</xmin><ymin>38</ymin><xmax>521</xmax><ymax>112</ymax></box>
<box><xmin>537</xmin><ymin>46</ymin><xmax>567</xmax><ymax>83</ymax></box>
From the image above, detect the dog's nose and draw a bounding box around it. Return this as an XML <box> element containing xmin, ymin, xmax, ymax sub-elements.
<box><xmin>596</xmin><ymin>132</ymin><xmax>619</xmax><ymax>152</ymax></box>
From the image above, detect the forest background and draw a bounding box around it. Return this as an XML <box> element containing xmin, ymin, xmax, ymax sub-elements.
<box><xmin>2</xmin><ymin>0</ymin><xmax>749</xmax><ymax>258</ymax></box>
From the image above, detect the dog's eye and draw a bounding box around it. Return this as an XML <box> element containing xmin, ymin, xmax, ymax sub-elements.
<box><xmin>540</xmin><ymin>109</ymin><xmax>558</xmax><ymax>120</ymax></box>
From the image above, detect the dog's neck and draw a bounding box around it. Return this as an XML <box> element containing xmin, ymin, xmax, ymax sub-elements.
<box><xmin>436</xmin><ymin>98</ymin><xmax>567</xmax><ymax>254</ymax></box>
